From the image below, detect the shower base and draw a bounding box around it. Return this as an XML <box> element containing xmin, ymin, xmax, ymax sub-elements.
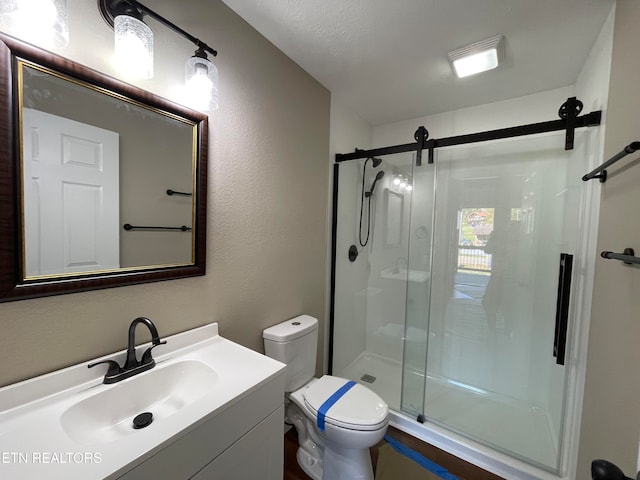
<box><xmin>338</xmin><ymin>351</ymin><xmax>559</xmax><ymax>473</ymax></box>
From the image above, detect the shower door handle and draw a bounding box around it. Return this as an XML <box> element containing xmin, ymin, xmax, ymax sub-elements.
<box><xmin>553</xmin><ymin>253</ymin><xmax>573</xmax><ymax>366</ymax></box>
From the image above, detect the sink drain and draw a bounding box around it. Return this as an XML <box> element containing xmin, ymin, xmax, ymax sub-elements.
<box><xmin>133</xmin><ymin>412</ymin><xmax>153</xmax><ymax>429</ymax></box>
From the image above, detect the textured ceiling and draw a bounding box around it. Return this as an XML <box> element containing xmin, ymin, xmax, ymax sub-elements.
<box><xmin>221</xmin><ymin>0</ymin><xmax>615</xmax><ymax>126</ymax></box>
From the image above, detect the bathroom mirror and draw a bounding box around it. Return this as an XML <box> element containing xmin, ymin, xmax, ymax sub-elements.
<box><xmin>0</xmin><ymin>34</ymin><xmax>208</xmax><ymax>302</ymax></box>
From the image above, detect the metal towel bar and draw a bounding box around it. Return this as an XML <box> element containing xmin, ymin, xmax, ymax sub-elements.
<box><xmin>600</xmin><ymin>248</ymin><xmax>640</xmax><ymax>265</ymax></box>
<box><xmin>166</xmin><ymin>189</ymin><xmax>192</xmax><ymax>196</ymax></box>
<box><xmin>123</xmin><ymin>224</ymin><xmax>191</xmax><ymax>231</ymax></box>
<box><xmin>582</xmin><ymin>141</ymin><xmax>640</xmax><ymax>182</ymax></box>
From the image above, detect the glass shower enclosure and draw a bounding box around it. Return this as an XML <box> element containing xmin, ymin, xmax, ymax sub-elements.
<box><xmin>330</xmin><ymin>130</ymin><xmax>590</xmax><ymax>473</ymax></box>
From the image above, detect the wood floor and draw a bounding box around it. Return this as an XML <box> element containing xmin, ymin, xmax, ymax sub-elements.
<box><xmin>284</xmin><ymin>425</ymin><xmax>504</xmax><ymax>480</ymax></box>
<box><xmin>284</xmin><ymin>427</ymin><xmax>313</xmax><ymax>480</ymax></box>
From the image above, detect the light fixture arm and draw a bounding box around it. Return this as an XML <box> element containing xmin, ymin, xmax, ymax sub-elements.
<box><xmin>98</xmin><ymin>0</ymin><xmax>217</xmax><ymax>57</ymax></box>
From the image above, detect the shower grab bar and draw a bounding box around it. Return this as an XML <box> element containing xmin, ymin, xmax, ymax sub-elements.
<box><xmin>582</xmin><ymin>141</ymin><xmax>640</xmax><ymax>183</ymax></box>
<box><xmin>601</xmin><ymin>248</ymin><xmax>640</xmax><ymax>265</ymax></box>
<box><xmin>553</xmin><ymin>253</ymin><xmax>573</xmax><ymax>366</ymax></box>
<box><xmin>123</xmin><ymin>224</ymin><xmax>192</xmax><ymax>231</ymax></box>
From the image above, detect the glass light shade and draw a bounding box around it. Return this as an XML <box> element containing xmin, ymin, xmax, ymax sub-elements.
<box><xmin>185</xmin><ymin>55</ymin><xmax>219</xmax><ymax>111</ymax></box>
<box><xmin>0</xmin><ymin>0</ymin><xmax>69</xmax><ymax>48</ymax></box>
<box><xmin>393</xmin><ymin>176</ymin><xmax>401</xmax><ymax>186</ymax></box>
<box><xmin>114</xmin><ymin>15</ymin><xmax>153</xmax><ymax>80</ymax></box>
<box><xmin>452</xmin><ymin>48</ymin><xmax>498</xmax><ymax>78</ymax></box>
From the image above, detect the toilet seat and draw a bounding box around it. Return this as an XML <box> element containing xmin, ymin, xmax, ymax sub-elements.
<box><xmin>301</xmin><ymin>375</ymin><xmax>388</xmax><ymax>431</ymax></box>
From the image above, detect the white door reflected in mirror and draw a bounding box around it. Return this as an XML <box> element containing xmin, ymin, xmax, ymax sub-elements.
<box><xmin>22</xmin><ymin>108</ymin><xmax>120</xmax><ymax>277</ymax></box>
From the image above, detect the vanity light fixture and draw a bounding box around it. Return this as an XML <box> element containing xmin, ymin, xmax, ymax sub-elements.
<box><xmin>99</xmin><ymin>0</ymin><xmax>219</xmax><ymax>109</ymax></box>
<box><xmin>392</xmin><ymin>173</ymin><xmax>413</xmax><ymax>193</ymax></box>
<box><xmin>113</xmin><ymin>7</ymin><xmax>153</xmax><ymax>79</ymax></box>
<box><xmin>448</xmin><ymin>35</ymin><xmax>504</xmax><ymax>78</ymax></box>
<box><xmin>0</xmin><ymin>0</ymin><xmax>69</xmax><ymax>49</ymax></box>
<box><xmin>185</xmin><ymin>47</ymin><xmax>219</xmax><ymax>111</ymax></box>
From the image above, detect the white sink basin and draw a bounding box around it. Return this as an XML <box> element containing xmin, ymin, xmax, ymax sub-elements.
<box><xmin>381</xmin><ymin>267</ymin><xmax>430</xmax><ymax>283</ymax></box>
<box><xmin>0</xmin><ymin>322</ymin><xmax>286</xmax><ymax>480</ymax></box>
<box><xmin>60</xmin><ymin>360</ymin><xmax>218</xmax><ymax>445</ymax></box>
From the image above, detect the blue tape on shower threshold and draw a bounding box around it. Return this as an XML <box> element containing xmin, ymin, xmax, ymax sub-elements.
<box><xmin>383</xmin><ymin>435</ymin><xmax>460</xmax><ymax>480</ymax></box>
<box><xmin>316</xmin><ymin>380</ymin><xmax>357</xmax><ymax>432</ymax></box>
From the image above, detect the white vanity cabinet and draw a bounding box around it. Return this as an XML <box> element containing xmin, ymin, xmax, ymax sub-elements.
<box><xmin>0</xmin><ymin>323</ymin><xmax>286</xmax><ymax>480</ymax></box>
<box><xmin>114</xmin><ymin>378</ymin><xmax>284</xmax><ymax>480</ymax></box>
<box><xmin>191</xmin><ymin>407</ymin><xmax>283</xmax><ymax>480</ymax></box>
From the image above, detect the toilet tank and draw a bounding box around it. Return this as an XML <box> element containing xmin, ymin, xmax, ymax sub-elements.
<box><xmin>263</xmin><ymin>315</ymin><xmax>318</xmax><ymax>392</ymax></box>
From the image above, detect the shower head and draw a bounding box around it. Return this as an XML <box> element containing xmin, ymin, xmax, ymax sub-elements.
<box><xmin>364</xmin><ymin>156</ymin><xmax>382</xmax><ymax>169</ymax></box>
<box><xmin>365</xmin><ymin>171</ymin><xmax>385</xmax><ymax>197</ymax></box>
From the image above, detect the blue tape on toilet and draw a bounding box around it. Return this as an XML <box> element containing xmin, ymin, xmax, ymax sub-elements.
<box><xmin>316</xmin><ymin>380</ymin><xmax>357</xmax><ymax>432</ymax></box>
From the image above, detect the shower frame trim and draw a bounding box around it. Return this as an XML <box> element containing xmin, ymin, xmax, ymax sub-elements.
<box><xmin>334</xmin><ymin>97</ymin><xmax>601</xmax><ymax>166</ymax></box>
<box><xmin>328</xmin><ymin>96</ymin><xmax>604</xmax><ymax>479</ymax></box>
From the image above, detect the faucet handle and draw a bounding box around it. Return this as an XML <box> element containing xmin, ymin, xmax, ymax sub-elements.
<box><xmin>141</xmin><ymin>341</ymin><xmax>166</xmax><ymax>365</ymax></box>
<box><xmin>88</xmin><ymin>360</ymin><xmax>121</xmax><ymax>376</ymax></box>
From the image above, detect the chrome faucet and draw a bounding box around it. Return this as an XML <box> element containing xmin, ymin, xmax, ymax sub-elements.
<box><xmin>88</xmin><ymin>317</ymin><xmax>167</xmax><ymax>384</ymax></box>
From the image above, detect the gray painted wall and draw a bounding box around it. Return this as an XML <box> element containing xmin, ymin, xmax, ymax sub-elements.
<box><xmin>0</xmin><ymin>0</ymin><xmax>330</xmax><ymax>387</ymax></box>
<box><xmin>577</xmin><ymin>1</ymin><xmax>640</xmax><ymax>476</ymax></box>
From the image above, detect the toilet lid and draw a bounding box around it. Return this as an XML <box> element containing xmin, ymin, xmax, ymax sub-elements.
<box><xmin>303</xmin><ymin>375</ymin><xmax>388</xmax><ymax>431</ymax></box>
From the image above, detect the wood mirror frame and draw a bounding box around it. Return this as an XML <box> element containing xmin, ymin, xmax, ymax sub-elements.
<box><xmin>0</xmin><ymin>33</ymin><xmax>208</xmax><ymax>302</ymax></box>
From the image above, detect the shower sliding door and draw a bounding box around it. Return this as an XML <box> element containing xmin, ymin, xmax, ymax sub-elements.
<box><xmin>403</xmin><ymin>131</ymin><xmax>588</xmax><ymax>472</ymax></box>
<box><xmin>331</xmin><ymin>129</ymin><xmax>590</xmax><ymax>473</ymax></box>
<box><xmin>332</xmin><ymin>152</ymin><xmax>427</xmax><ymax>412</ymax></box>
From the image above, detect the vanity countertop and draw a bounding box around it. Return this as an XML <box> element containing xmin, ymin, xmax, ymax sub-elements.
<box><xmin>0</xmin><ymin>323</ymin><xmax>285</xmax><ymax>479</ymax></box>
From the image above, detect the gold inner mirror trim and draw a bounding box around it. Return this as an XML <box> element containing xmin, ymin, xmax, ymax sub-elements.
<box><xmin>22</xmin><ymin>262</ymin><xmax>194</xmax><ymax>282</ymax></box>
<box><xmin>190</xmin><ymin>125</ymin><xmax>198</xmax><ymax>264</ymax></box>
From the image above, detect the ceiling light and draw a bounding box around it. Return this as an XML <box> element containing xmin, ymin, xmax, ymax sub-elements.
<box><xmin>448</xmin><ymin>35</ymin><xmax>504</xmax><ymax>78</ymax></box>
<box><xmin>0</xmin><ymin>0</ymin><xmax>69</xmax><ymax>49</ymax></box>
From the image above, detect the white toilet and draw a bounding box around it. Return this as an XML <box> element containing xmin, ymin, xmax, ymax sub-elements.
<box><xmin>263</xmin><ymin>315</ymin><xmax>388</xmax><ymax>480</ymax></box>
